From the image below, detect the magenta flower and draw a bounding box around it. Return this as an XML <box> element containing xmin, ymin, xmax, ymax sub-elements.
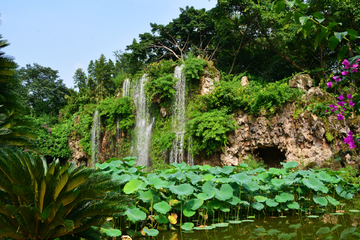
<box><xmin>341</xmin><ymin>71</ymin><xmax>348</xmax><ymax>76</ymax></box>
<box><xmin>338</xmin><ymin>95</ymin><xmax>344</xmax><ymax>101</ymax></box>
<box><xmin>349</xmin><ymin>100</ymin><xmax>355</xmax><ymax>107</ymax></box>
<box><xmin>325</xmin><ymin>110</ymin><xmax>328</xmax><ymax>113</ymax></box>
<box><xmin>342</xmin><ymin>59</ymin><xmax>350</xmax><ymax>69</ymax></box>
<box><xmin>347</xmin><ymin>94</ymin><xmax>353</xmax><ymax>99</ymax></box>
<box><xmin>331</xmin><ymin>109</ymin><xmax>335</xmax><ymax>112</ymax></box>
<box><xmin>24</xmin><ymin>149</ymin><xmax>28</xmax><ymax>152</ymax></box>
<box><xmin>333</xmin><ymin>76</ymin><xmax>341</xmax><ymax>82</ymax></box>
<box><xmin>327</xmin><ymin>82</ymin><xmax>333</xmax><ymax>88</ymax></box>
<box><xmin>337</xmin><ymin>114</ymin><xmax>344</xmax><ymax>120</ymax></box>
<box><xmin>329</xmin><ymin>104</ymin><xmax>334</xmax><ymax>108</ymax></box>
<box><xmin>338</xmin><ymin>102</ymin><xmax>345</xmax><ymax>107</ymax></box>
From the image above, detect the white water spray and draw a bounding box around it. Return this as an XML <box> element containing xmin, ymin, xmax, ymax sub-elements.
<box><xmin>91</xmin><ymin>110</ymin><xmax>101</xmax><ymax>167</ymax></box>
<box><xmin>169</xmin><ymin>65</ymin><xmax>186</xmax><ymax>164</ymax></box>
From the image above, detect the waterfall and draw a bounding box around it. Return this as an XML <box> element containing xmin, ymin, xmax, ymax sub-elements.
<box><xmin>133</xmin><ymin>75</ymin><xmax>154</xmax><ymax>166</ymax></box>
<box><xmin>187</xmin><ymin>137</ymin><xmax>194</xmax><ymax>166</ymax></box>
<box><xmin>169</xmin><ymin>65</ymin><xmax>186</xmax><ymax>164</ymax></box>
<box><xmin>122</xmin><ymin>78</ymin><xmax>131</xmax><ymax>97</ymax></box>
<box><xmin>90</xmin><ymin>110</ymin><xmax>101</xmax><ymax>167</ymax></box>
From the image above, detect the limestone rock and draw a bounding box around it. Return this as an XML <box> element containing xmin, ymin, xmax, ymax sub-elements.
<box><xmin>200</xmin><ymin>64</ymin><xmax>220</xmax><ymax>95</ymax></box>
<box><xmin>241</xmin><ymin>76</ymin><xmax>249</xmax><ymax>86</ymax></box>
<box><xmin>160</xmin><ymin>107</ymin><xmax>167</xmax><ymax>118</ymax></box>
<box><xmin>289</xmin><ymin>74</ymin><xmax>313</xmax><ymax>91</ymax></box>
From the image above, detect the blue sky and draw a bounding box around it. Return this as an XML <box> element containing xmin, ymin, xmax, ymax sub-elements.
<box><xmin>1</xmin><ymin>0</ymin><xmax>217</xmax><ymax>88</ymax></box>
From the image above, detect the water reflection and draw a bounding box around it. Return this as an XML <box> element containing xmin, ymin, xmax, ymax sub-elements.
<box><xmin>134</xmin><ymin>212</ymin><xmax>360</xmax><ymax>240</ymax></box>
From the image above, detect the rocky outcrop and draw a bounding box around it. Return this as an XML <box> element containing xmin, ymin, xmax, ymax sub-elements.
<box><xmin>68</xmin><ymin>137</ymin><xmax>89</xmax><ymax>165</ymax></box>
<box><xmin>200</xmin><ymin>61</ymin><xmax>220</xmax><ymax>95</ymax></box>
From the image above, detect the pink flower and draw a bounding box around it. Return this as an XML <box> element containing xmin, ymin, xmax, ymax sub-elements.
<box><xmin>347</xmin><ymin>94</ymin><xmax>353</xmax><ymax>99</ymax></box>
<box><xmin>349</xmin><ymin>100</ymin><xmax>355</xmax><ymax>107</ymax></box>
<box><xmin>325</xmin><ymin>110</ymin><xmax>328</xmax><ymax>113</ymax></box>
<box><xmin>327</xmin><ymin>82</ymin><xmax>333</xmax><ymax>88</ymax></box>
<box><xmin>341</xmin><ymin>71</ymin><xmax>348</xmax><ymax>76</ymax></box>
<box><xmin>329</xmin><ymin>104</ymin><xmax>334</xmax><ymax>108</ymax></box>
<box><xmin>338</xmin><ymin>95</ymin><xmax>344</xmax><ymax>101</ymax></box>
<box><xmin>24</xmin><ymin>149</ymin><xmax>28</xmax><ymax>152</ymax></box>
<box><xmin>337</xmin><ymin>114</ymin><xmax>344</xmax><ymax>120</ymax></box>
<box><xmin>333</xmin><ymin>76</ymin><xmax>341</xmax><ymax>82</ymax></box>
<box><xmin>342</xmin><ymin>59</ymin><xmax>350</xmax><ymax>69</ymax></box>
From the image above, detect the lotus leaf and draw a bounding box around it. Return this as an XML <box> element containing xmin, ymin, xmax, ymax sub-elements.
<box><xmin>317</xmin><ymin>171</ymin><xmax>340</xmax><ymax>183</ymax></box>
<box><xmin>257</xmin><ymin>173</ymin><xmax>272</xmax><ymax>182</ymax></box>
<box><xmin>228</xmin><ymin>220</ymin><xmax>243</xmax><ymax>224</ymax></box>
<box><xmin>267</xmin><ymin>229</ymin><xmax>281</xmax><ymax>235</ymax></box>
<box><xmin>125</xmin><ymin>208</ymin><xmax>146</xmax><ymax>222</ymax></box>
<box><xmin>289</xmin><ymin>223</ymin><xmax>301</xmax><ymax>229</ymax></box>
<box><xmin>209</xmin><ymin>167</ymin><xmax>222</xmax><ymax>175</ymax></box>
<box><xmin>281</xmin><ymin>161</ymin><xmax>298</xmax><ymax>169</ymax></box>
<box><xmin>96</xmin><ymin>162</ymin><xmax>109</xmax><ymax>170</ymax></box>
<box><xmin>153</xmin><ymin>201</ymin><xmax>171</xmax><ymax>215</ymax></box>
<box><xmin>148</xmin><ymin>177</ymin><xmax>169</xmax><ymax>189</ymax></box>
<box><xmin>197</xmin><ymin>193</ymin><xmax>213</xmax><ymax>201</ymax></box>
<box><xmin>269</xmin><ymin>168</ymin><xmax>285</xmax><ymax>175</ymax></box>
<box><xmin>231</xmin><ymin>172</ymin><xmax>252</xmax><ymax>184</ymax></box>
<box><xmin>254</xmin><ymin>196</ymin><xmax>267</xmax><ymax>203</ymax></box>
<box><xmin>186</xmin><ymin>173</ymin><xmax>202</xmax><ymax>184</ymax></box>
<box><xmin>208</xmin><ymin>199</ymin><xmax>222</xmax><ymax>210</ymax></box>
<box><xmin>212</xmin><ymin>223</ymin><xmax>229</xmax><ymax>227</ymax></box>
<box><xmin>173</xmin><ymin>170</ymin><xmax>186</xmax><ymax>180</ymax></box>
<box><xmin>168</xmin><ymin>213</ymin><xmax>178</xmax><ymax>224</ymax></box>
<box><xmin>181</xmin><ymin>222</ymin><xmax>194</xmax><ymax>231</ymax></box>
<box><xmin>303</xmin><ymin>176</ymin><xmax>328</xmax><ymax>193</ymax></box>
<box><xmin>214</xmin><ymin>184</ymin><xmax>233</xmax><ymax>201</ymax></box>
<box><xmin>252</xmin><ymin>202</ymin><xmax>265</xmax><ymax>210</ymax></box>
<box><xmin>243</xmin><ymin>181</ymin><xmax>260</xmax><ymax>192</ymax></box>
<box><xmin>228</xmin><ymin>196</ymin><xmax>241</xmax><ymax>206</ymax></box>
<box><xmin>331</xmin><ymin>224</ymin><xmax>342</xmax><ymax>232</ymax></box>
<box><xmin>199</xmin><ymin>165</ymin><xmax>211</xmax><ymax>171</ymax></box>
<box><xmin>112</xmin><ymin>173</ymin><xmax>131</xmax><ymax>183</ymax></box>
<box><xmin>154</xmin><ymin>214</ymin><xmax>169</xmax><ymax>224</ymax></box>
<box><xmin>316</xmin><ymin>227</ymin><xmax>330</xmax><ymax>235</ymax></box>
<box><xmin>204</xmin><ymin>174</ymin><xmax>215</xmax><ymax>181</ymax></box>
<box><xmin>287</xmin><ymin>201</ymin><xmax>300</xmax><ymax>209</ymax></box>
<box><xmin>307</xmin><ymin>215</ymin><xmax>319</xmax><ymax>218</ymax></box>
<box><xmin>222</xmin><ymin>166</ymin><xmax>236</xmax><ymax>175</ymax></box>
<box><xmin>239</xmin><ymin>163</ymin><xmax>249</xmax><ymax>168</ymax></box>
<box><xmin>266</xmin><ymin>199</ymin><xmax>279</xmax><ymax>207</ymax></box>
<box><xmin>202</xmin><ymin>181</ymin><xmax>216</xmax><ymax>197</ymax></box>
<box><xmin>126</xmin><ymin>160</ymin><xmax>137</xmax><ymax>166</ymax></box>
<box><xmin>220</xmin><ymin>203</ymin><xmax>231</xmax><ymax>212</ymax></box>
<box><xmin>123</xmin><ymin>179</ymin><xmax>146</xmax><ymax>194</ymax></box>
<box><xmin>143</xmin><ymin>227</ymin><xmax>159</xmax><ymax>237</ymax></box>
<box><xmin>137</xmin><ymin>190</ymin><xmax>160</xmax><ymax>203</ymax></box>
<box><xmin>101</xmin><ymin>228</ymin><xmax>122</xmax><ymax>237</ymax></box>
<box><xmin>349</xmin><ymin>210</ymin><xmax>360</xmax><ymax>213</ymax></box>
<box><xmin>271</xmin><ymin>178</ymin><xmax>285</xmax><ymax>189</ymax></box>
<box><xmin>313</xmin><ymin>196</ymin><xmax>328</xmax><ymax>206</ymax></box>
<box><xmin>275</xmin><ymin>192</ymin><xmax>294</xmax><ymax>203</ymax></box>
<box><xmin>278</xmin><ymin>233</ymin><xmax>296</xmax><ymax>240</ymax></box>
<box><xmin>171</xmin><ymin>184</ymin><xmax>194</xmax><ymax>196</ymax></box>
<box><xmin>183</xmin><ymin>207</ymin><xmax>196</xmax><ymax>217</ymax></box>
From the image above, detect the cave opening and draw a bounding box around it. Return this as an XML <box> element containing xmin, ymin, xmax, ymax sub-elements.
<box><xmin>253</xmin><ymin>146</ymin><xmax>286</xmax><ymax>168</ymax></box>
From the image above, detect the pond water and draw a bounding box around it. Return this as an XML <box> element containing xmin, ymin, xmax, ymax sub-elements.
<box><xmin>134</xmin><ymin>211</ymin><xmax>360</xmax><ymax>240</ymax></box>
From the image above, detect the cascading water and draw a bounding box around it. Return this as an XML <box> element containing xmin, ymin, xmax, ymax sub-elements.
<box><xmin>91</xmin><ymin>110</ymin><xmax>101</xmax><ymax>167</ymax></box>
<box><xmin>169</xmin><ymin>65</ymin><xmax>186</xmax><ymax>164</ymax></box>
<box><xmin>187</xmin><ymin>137</ymin><xmax>194</xmax><ymax>166</ymax></box>
<box><xmin>133</xmin><ymin>75</ymin><xmax>154</xmax><ymax>166</ymax></box>
<box><xmin>122</xmin><ymin>78</ymin><xmax>131</xmax><ymax>97</ymax></box>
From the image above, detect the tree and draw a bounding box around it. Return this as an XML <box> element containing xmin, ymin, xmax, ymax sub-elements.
<box><xmin>0</xmin><ymin>36</ymin><xmax>37</xmax><ymax>150</ymax></box>
<box><xmin>17</xmin><ymin>63</ymin><xmax>69</xmax><ymax>121</ymax></box>
<box><xmin>73</xmin><ymin>68</ymin><xmax>87</xmax><ymax>94</ymax></box>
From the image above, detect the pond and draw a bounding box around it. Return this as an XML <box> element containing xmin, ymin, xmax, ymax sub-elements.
<box><xmin>134</xmin><ymin>211</ymin><xmax>360</xmax><ymax>240</ymax></box>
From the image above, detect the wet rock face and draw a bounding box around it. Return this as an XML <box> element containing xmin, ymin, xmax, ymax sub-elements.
<box><xmin>68</xmin><ymin>137</ymin><xmax>89</xmax><ymax>165</ymax></box>
<box><xmin>220</xmin><ymin>101</ymin><xmax>335</xmax><ymax>168</ymax></box>
<box><xmin>289</xmin><ymin>74</ymin><xmax>313</xmax><ymax>91</ymax></box>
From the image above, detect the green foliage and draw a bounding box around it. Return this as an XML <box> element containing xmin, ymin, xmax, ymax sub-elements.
<box><xmin>0</xmin><ymin>36</ymin><xmax>38</xmax><ymax>150</ymax></box>
<box><xmin>242</xmin><ymin>155</ymin><xmax>268</xmax><ymax>169</ymax></box>
<box><xmin>96</xmin><ymin>159</ymin><xmax>359</xmax><ymax>236</ymax></box>
<box><xmin>145</xmin><ymin>60</ymin><xmax>177</xmax><ymax>106</ymax></box>
<box><xmin>0</xmin><ymin>148</ymin><xmax>129</xmax><ymax>239</ymax></box>
<box><xmin>187</xmin><ymin>109</ymin><xmax>237</xmax><ymax>155</ymax></box>
<box><xmin>337</xmin><ymin>166</ymin><xmax>360</xmax><ymax>186</ymax></box>
<box><xmin>97</xmin><ymin>96</ymin><xmax>135</xmax><ymax>132</ymax></box>
<box><xmin>31</xmin><ymin>119</ymin><xmax>72</xmax><ymax>160</ymax></box>
<box><xmin>184</xmin><ymin>56</ymin><xmax>207</xmax><ymax>82</ymax></box>
<box><xmin>200</xmin><ymin>78</ymin><xmax>302</xmax><ymax>115</ymax></box>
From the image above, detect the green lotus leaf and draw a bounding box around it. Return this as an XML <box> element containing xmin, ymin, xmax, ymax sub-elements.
<box><xmin>186</xmin><ymin>173</ymin><xmax>202</xmax><ymax>184</ymax></box>
<box><xmin>275</xmin><ymin>192</ymin><xmax>294</xmax><ymax>203</ymax></box>
<box><xmin>307</xmin><ymin>215</ymin><xmax>319</xmax><ymax>218</ymax></box>
<box><xmin>268</xmin><ymin>229</ymin><xmax>281</xmax><ymax>235</ymax></box>
<box><xmin>202</xmin><ymin>181</ymin><xmax>216</xmax><ymax>197</ymax></box>
<box><xmin>252</xmin><ymin>202</ymin><xmax>264</xmax><ymax>210</ymax></box>
<box><xmin>96</xmin><ymin>162</ymin><xmax>109</xmax><ymax>170</ymax></box>
<box><xmin>148</xmin><ymin>177</ymin><xmax>169</xmax><ymax>189</ymax></box>
<box><xmin>331</xmin><ymin>224</ymin><xmax>342</xmax><ymax>232</ymax></box>
<box><xmin>123</xmin><ymin>179</ymin><xmax>146</xmax><ymax>194</ymax></box>
<box><xmin>243</xmin><ymin>181</ymin><xmax>260</xmax><ymax>192</ymax></box>
<box><xmin>185</xmin><ymin>198</ymin><xmax>204</xmax><ymax>211</ymax></box>
<box><xmin>208</xmin><ymin>199</ymin><xmax>222</xmax><ymax>210</ymax></box>
<box><xmin>316</xmin><ymin>227</ymin><xmax>330</xmax><ymax>235</ymax></box>
<box><xmin>222</xmin><ymin>166</ymin><xmax>236</xmax><ymax>175</ymax></box>
<box><xmin>171</xmin><ymin>184</ymin><xmax>194</xmax><ymax>196</ymax></box>
<box><xmin>271</xmin><ymin>178</ymin><xmax>285</xmax><ymax>189</ymax></box>
<box><xmin>313</xmin><ymin>196</ymin><xmax>328</xmax><ymax>206</ymax></box>
<box><xmin>125</xmin><ymin>208</ymin><xmax>146</xmax><ymax>222</ymax></box>
<box><xmin>269</xmin><ymin>168</ymin><xmax>285</xmax><ymax>175</ymax></box>
<box><xmin>199</xmin><ymin>165</ymin><xmax>212</xmax><ymax>171</ymax></box>
<box><xmin>228</xmin><ymin>220</ymin><xmax>243</xmax><ymax>224</ymax></box>
<box><xmin>212</xmin><ymin>223</ymin><xmax>229</xmax><ymax>227</ymax></box>
<box><xmin>220</xmin><ymin>203</ymin><xmax>231</xmax><ymax>212</ymax></box>
<box><xmin>287</xmin><ymin>201</ymin><xmax>300</xmax><ymax>209</ymax></box>
<box><xmin>278</xmin><ymin>233</ymin><xmax>296</xmax><ymax>240</ymax></box>
<box><xmin>181</xmin><ymin>222</ymin><xmax>194</xmax><ymax>231</ymax></box>
<box><xmin>214</xmin><ymin>184</ymin><xmax>233</xmax><ymax>201</ymax></box>
<box><xmin>173</xmin><ymin>170</ymin><xmax>186</xmax><ymax>180</ymax></box>
<box><xmin>143</xmin><ymin>228</ymin><xmax>159</xmax><ymax>237</ymax></box>
<box><xmin>112</xmin><ymin>173</ymin><xmax>131</xmax><ymax>183</ymax></box>
<box><xmin>303</xmin><ymin>176</ymin><xmax>328</xmax><ymax>193</ymax></box>
<box><xmin>254</xmin><ymin>196</ymin><xmax>267</xmax><ymax>203</ymax></box>
<box><xmin>240</xmin><ymin>200</ymin><xmax>250</xmax><ymax>207</ymax></box>
<box><xmin>228</xmin><ymin>196</ymin><xmax>241</xmax><ymax>206</ymax></box>
<box><xmin>137</xmin><ymin>189</ymin><xmax>160</xmax><ymax>203</ymax></box>
<box><xmin>154</xmin><ymin>214</ymin><xmax>169</xmax><ymax>224</ymax></box>
<box><xmin>349</xmin><ymin>210</ymin><xmax>360</xmax><ymax>213</ymax></box>
<box><xmin>153</xmin><ymin>201</ymin><xmax>171</xmax><ymax>215</ymax></box>
<box><xmin>183</xmin><ymin>208</ymin><xmax>196</xmax><ymax>217</ymax></box>
<box><xmin>281</xmin><ymin>161</ymin><xmax>298</xmax><ymax>169</ymax></box>
<box><xmin>197</xmin><ymin>193</ymin><xmax>213</xmax><ymax>201</ymax></box>
<box><xmin>239</xmin><ymin>163</ymin><xmax>249</xmax><ymax>168</ymax></box>
<box><xmin>209</xmin><ymin>167</ymin><xmax>222</xmax><ymax>175</ymax></box>
<box><xmin>231</xmin><ymin>172</ymin><xmax>252</xmax><ymax>184</ymax></box>
<box><xmin>289</xmin><ymin>223</ymin><xmax>301</xmax><ymax>229</ymax></box>
<box><xmin>266</xmin><ymin>198</ymin><xmax>279</xmax><ymax>207</ymax></box>
<box><xmin>317</xmin><ymin>172</ymin><xmax>339</xmax><ymax>183</ymax></box>
<box><xmin>257</xmin><ymin>173</ymin><xmax>272</xmax><ymax>182</ymax></box>
<box><xmin>204</xmin><ymin>174</ymin><xmax>215</xmax><ymax>181</ymax></box>
<box><xmin>102</xmin><ymin>228</ymin><xmax>122</xmax><ymax>237</ymax></box>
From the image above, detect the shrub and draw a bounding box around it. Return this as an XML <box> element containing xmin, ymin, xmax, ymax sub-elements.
<box><xmin>186</xmin><ymin>109</ymin><xmax>237</xmax><ymax>155</ymax></box>
<box><xmin>184</xmin><ymin>56</ymin><xmax>207</xmax><ymax>82</ymax></box>
<box><xmin>0</xmin><ymin>148</ymin><xmax>129</xmax><ymax>239</ymax></box>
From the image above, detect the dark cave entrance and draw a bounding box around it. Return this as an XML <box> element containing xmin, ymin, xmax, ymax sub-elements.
<box><xmin>253</xmin><ymin>146</ymin><xmax>286</xmax><ymax>168</ymax></box>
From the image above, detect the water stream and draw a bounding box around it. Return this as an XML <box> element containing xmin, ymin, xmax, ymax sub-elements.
<box><xmin>133</xmin><ymin>75</ymin><xmax>154</xmax><ymax>166</ymax></box>
<box><xmin>90</xmin><ymin>109</ymin><xmax>101</xmax><ymax>167</ymax></box>
<box><xmin>169</xmin><ymin>65</ymin><xmax>186</xmax><ymax>164</ymax></box>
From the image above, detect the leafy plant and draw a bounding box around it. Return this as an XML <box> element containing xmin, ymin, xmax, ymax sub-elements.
<box><xmin>145</xmin><ymin>74</ymin><xmax>178</xmax><ymax>105</ymax></box>
<box><xmin>184</xmin><ymin>56</ymin><xmax>207</xmax><ymax>82</ymax></box>
<box><xmin>0</xmin><ymin>148</ymin><xmax>129</xmax><ymax>239</ymax></box>
<box><xmin>186</xmin><ymin>109</ymin><xmax>237</xmax><ymax>155</ymax></box>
